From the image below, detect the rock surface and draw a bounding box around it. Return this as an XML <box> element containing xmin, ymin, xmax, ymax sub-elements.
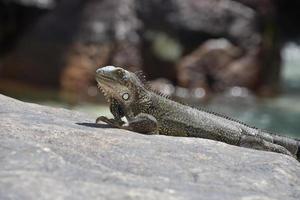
<box><xmin>0</xmin><ymin>94</ymin><xmax>300</xmax><ymax>200</ymax></box>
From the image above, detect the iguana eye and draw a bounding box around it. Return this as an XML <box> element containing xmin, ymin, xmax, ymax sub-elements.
<box><xmin>122</xmin><ymin>93</ymin><xmax>130</xmax><ymax>100</ymax></box>
<box><xmin>116</xmin><ymin>69</ymin><xmax>124</xmax><ymax>77</ymax></box>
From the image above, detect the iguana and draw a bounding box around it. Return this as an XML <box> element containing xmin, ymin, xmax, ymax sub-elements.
<box><xmin>95</xmin><ymin>65</ymin><xmax>300</xmax><ymax>161</ymax></box>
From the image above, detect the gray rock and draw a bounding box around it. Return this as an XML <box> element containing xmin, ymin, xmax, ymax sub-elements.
<box><xmin>7</xmin><ymin>0</ymin><xmax>55</xmax><ymax>9</ymax></box>
<box><xmin>137</xmin><ymin>0</ymin><xmax>261</xmax><ymax>50</ymax></box>
<box><xmin>0</xmin><ymin>94</ymin><xmax>299</xmax><ymax>200</ymax></box>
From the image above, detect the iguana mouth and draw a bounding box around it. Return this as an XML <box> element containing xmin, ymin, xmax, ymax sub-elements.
<box><xmin>97</xmin><ymin>82</ymin><xmax>112</xmax><ymax>102</ymax></box>
<box><xmin>95</xmin><ymin>73</ymin><xmax>116</xmax><ymax>101</ymax></box>
<box><xmin>95</xmin><ymin>73</ymin><xmax>115</xmax><ymax>83</ymax></box>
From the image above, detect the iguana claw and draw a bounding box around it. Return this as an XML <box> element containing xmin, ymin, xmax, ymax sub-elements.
<box><xmin>95</xmin><ymin>116</ymin><xmax>124</xmax><ymax>128</ymax></box>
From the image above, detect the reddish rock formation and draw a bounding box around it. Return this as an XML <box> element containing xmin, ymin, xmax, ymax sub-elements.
<box><xmin>1</xmin><ymin>0</ymin><xmax>300</xmax><ymax>101</ymax></box>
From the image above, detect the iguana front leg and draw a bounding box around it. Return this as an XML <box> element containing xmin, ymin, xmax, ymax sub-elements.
<box><xmin>96</xmin><ymin>98</ymin><xmax>125</xmax><ymax>127</ymax></box>
<box><xmin>97</xmin><ymin>113</ymin><xmax>158</xmax><ymax>134</ymax></box>
<box><xmin>96</xmin><ymin>99</ymin><xmax>159</xmax><ymax>134</ymax></box>
<box><xmin>125</xmin><ymin>113</ymin><xmax>159</xmax><ymax>134</ymax></box>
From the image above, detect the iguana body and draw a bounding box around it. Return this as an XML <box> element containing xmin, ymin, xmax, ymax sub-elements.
<box><xmin>95</xmin><ymin>66</ymin><xmax>300</xmax><ymax>161</ymax></box>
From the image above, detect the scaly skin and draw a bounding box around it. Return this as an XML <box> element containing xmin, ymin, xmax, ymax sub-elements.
<box><xmin>95</xmin><ymin>66</ymin><xmax>300</xmax><ymax>161</ymax></box>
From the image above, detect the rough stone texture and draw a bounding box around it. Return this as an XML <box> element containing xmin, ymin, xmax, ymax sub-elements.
<box><xmin>0</xmin><ymin>0</ymin><xmax>292</xmax><ymax>98</ymax></box>
<box><xmin>0</xmin><ymin>94</ymin><xmax>300</xmax><ymax>200</ymax></box>
<box><xmin>137</xmin><ymin>0</ymin><xmax>261</xmax><ymax>50</ymax></box>
<box><xmin>0</xmin><ymin>0</ymin><xmax>142</xmax><ymax>92</ymax></box>
<box><xmin>137</xmin><ymin>0</ymin><xmax>275</xmax><ymax>95</ymax></box>
<box><xmin>9</xmin><ymin>0</ymin><xmax>55</xmax><ymax>8</ymax></box>
<box><xmin>177</xmin><ymin>39</ymin><xmax>262</xmax><ymax>93</ymax></box>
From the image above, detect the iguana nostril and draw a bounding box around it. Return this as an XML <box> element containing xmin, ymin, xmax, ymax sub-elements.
<box><xmin>96</xmin><ymin>68</ymin><xmax>103</xmax><ymax>74</ymax></box>
<box><xmin>96</xmin><ymin>66</ymin><xmax>117</xmax><ymax>74</ymax></box>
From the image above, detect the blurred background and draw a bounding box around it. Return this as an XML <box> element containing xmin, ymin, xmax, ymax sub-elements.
<box><xmin>0</xmin><ymin>0</ymin><xmax>300</xmax><ymax>137</ymax></box>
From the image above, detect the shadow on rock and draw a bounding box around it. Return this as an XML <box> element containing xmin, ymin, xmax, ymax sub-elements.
<box><xmin>76</xmin><ymin>122</ymin><xmax>113</xmax><ymax>129</ymax></box>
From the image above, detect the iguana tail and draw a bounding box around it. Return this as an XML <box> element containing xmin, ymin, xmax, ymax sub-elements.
<box><xmin>271</xmin><ymin>134</ymin><xmax>300</xmax><ymax>161</ymax></box>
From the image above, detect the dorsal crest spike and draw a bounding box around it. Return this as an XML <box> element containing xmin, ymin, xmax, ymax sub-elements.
<box><xmin>134</xmin><ymin>70</ymin><xmax>147</xmax><ymax>84</ymax></box>
<box><xmin>189</xmin><ymin>105</ymin><xmax>258</xmax><ymax>129</ymax></box>
<box><xmin>148</xmin><ymin>87</ymin><xmax>172</xmax><ymax>100</ymax></box>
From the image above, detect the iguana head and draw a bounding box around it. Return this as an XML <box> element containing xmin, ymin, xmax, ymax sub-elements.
<box><xmin>95</xmin><ymin>66</ymin><xmax>145</xmax><ymax>106</ymax></box>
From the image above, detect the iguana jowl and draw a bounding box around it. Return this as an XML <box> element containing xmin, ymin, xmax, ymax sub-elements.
<box><xmin>95</xmin><ymin>66</ymin><xmax>300</xmax><ymax>161</ymax></box>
